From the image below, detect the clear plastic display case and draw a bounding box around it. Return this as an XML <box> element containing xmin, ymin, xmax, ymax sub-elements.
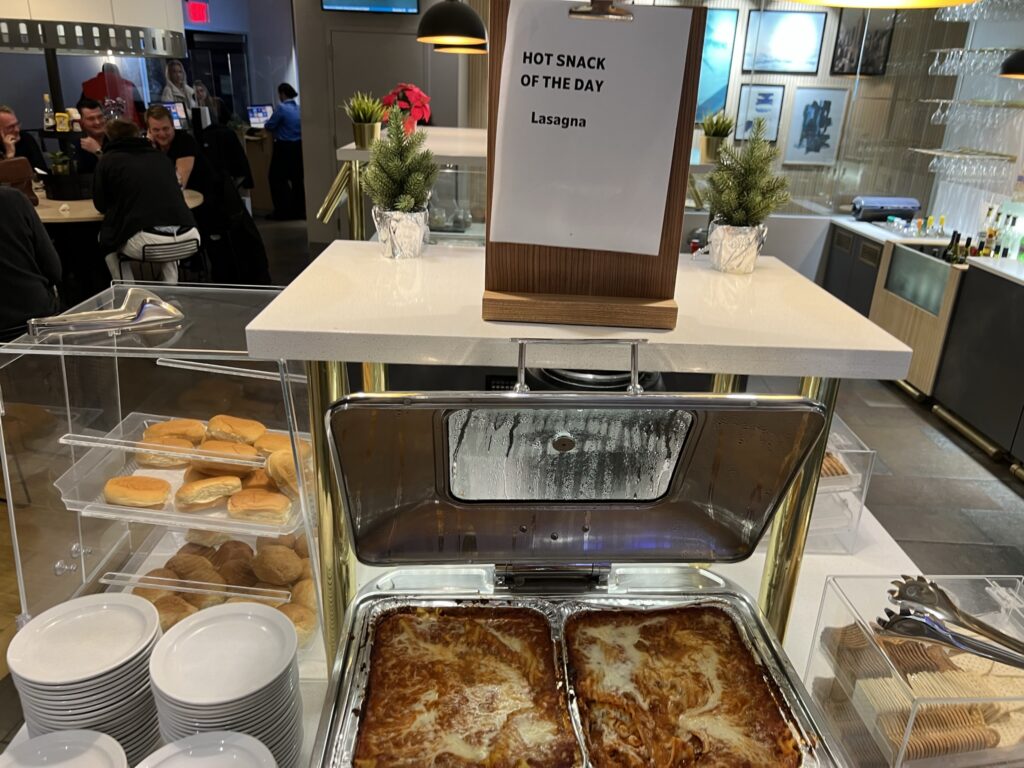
<box><xmin>0</xmin><ymin>284</ymin><xmax>328</xmax><ymax>696</ymax></box>
<box><xmin>810</xmin><ymin>416</ymin><xmax>876</xmax><ymax>554</ymax></box>
<box><xmin>807</xmin><ymin>575</ymin><xmax>1024</xmax><ymax>767</ymax></box>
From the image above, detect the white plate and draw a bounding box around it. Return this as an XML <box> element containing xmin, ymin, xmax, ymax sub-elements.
<box><xmin>149</xmin><ymin>604</ymin><xmax>296</xmax><ymax>706</ymax></box>
<box><xmin>136</xmin><ymin>732</ymin><xmax>276</xmax><ymax>768</ymax></box>
<box><xmin>152</xmin><ymin>662</ymin><xmax>298</xmax><ymax>712</ymax></box>
<box><xmin>153</xmin><ymin>676</ymin><xmax>297</xmax><ymax>723</ymax></box>
<box><xmin>8</xmin><ymin>595</ymin><xmax>159</xmax><ymax>685</ymax></box>
<box><xmin>0</xmin><ymin>729</ymin><xmax>127</xmax><ymax>768</ymax></box>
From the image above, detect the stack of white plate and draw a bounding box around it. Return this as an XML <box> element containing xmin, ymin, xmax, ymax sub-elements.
<box><xmin>6</xmin><ymin>594</ymin><xmax>161</xmax><ymax>765</ymax></box>
<box><xmin>149</xmin><ymin>603</ymin><xmax>302</xmax><ymax>768</ymax></box>
<box><xmin>0</xmin><ymin>729</ymin><xmax>127</xmax><ymax>768</ymax></box>
<box><xmin>136</xmin><ymin>731</ymin><xmax>276</xmax><ymax>767</ymax></box>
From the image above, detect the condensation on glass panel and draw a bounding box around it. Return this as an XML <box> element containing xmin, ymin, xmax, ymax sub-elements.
<box><xmin>446</xmin><ymin>408</ymin><xmax>693</xmax><ymax>502</ymax></box>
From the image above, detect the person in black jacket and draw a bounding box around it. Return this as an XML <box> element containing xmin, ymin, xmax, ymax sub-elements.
<box><xmin>0</xmin><ymin>187</ymin><xmax>61</xmax><ymax>341</ymax></box>
<box><xmin>0</xmin><ymin>106</ymin><xmax>48</xmax><ymax>173</ymax></box>
<box><xmin>94</xmin><ymin>119</ymin><xmax>200</xmax><ymax>284</ymax></box>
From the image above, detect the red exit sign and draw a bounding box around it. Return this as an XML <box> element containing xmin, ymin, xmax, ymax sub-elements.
<box><xmin>186</xmin><ymin>1</ymin><xmax>210</xmax><ymax>23</ymax></box>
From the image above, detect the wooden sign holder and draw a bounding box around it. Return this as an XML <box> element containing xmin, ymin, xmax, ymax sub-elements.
<box><xmin>482</xmin><ymin>0</ymin><xmax>707</xmax><ymax>331</ymax></box>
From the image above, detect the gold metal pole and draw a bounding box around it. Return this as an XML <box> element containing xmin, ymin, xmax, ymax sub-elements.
<box><xmin>711</xmin><ymin>374</ymin><xmax>741</xmax><ymax>394</ymax></box>
<box><xmin>347</xmin><ymin>160</ymin><xmax>365</xmax><ymax>241</ymax></box>
<box><xmin>932</xmin><ymin>403</ymin><xmax>1003</xmax><ymax>460</ymax></box>
<box><xmin>305</xmin><ymin>361</ymin><xmax>351</xmax><ymax>657</ymax></box>
<box><xmin>361</xmin><ymin>362</ymin><xmax>388</xmax><ymax>393</ymax></box>
<box><xmin>758</xmin><ymin>376</ymin><xmax>840</xmax><ymax>638</ymax></box>
<box><xmin>316</xmin><ymin>162</ymin><xmax>351</xmax><ymax>224</ymax></box>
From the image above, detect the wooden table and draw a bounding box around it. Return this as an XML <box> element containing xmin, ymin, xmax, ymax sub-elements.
<box><xmin>35</xmin><ymin>189</ymin><xmax>204</xmax><ymax>224</ymax></box>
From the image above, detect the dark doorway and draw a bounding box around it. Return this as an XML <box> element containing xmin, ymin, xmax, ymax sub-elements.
<box><xmin>185</xmin><ymin>31</ymin><xmax>251</xmax><ymax>122</ymax></box>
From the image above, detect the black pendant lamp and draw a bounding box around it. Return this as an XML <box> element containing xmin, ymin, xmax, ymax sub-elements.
<box><xmin>1000</xmin><ymin>50</ymin><xmax>1024</xmax><ymax>80</ymax></box>
<box><xmin>417</xmin><ymin>0</ymin><xmax>487</xmax><ymax>47</ymax></box>
<box><xmin>434</xmin><ymin>42</ymin><xmax>487</xmax><ymax>55</ymax></box>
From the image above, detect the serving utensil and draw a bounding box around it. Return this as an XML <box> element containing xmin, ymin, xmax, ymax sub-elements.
<box><xmin>876</xmin><ymin>608</ymin><xmax>1024</xmax><ymax>670</ymax></box>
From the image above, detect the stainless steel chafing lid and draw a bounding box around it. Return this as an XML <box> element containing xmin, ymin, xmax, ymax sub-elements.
<box><xmin>326</xmin><ymin>389</ymin><xmax>826</xmax><ymax>566</ymax></box>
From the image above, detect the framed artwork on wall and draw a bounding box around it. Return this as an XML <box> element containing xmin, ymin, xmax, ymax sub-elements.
<box><xmin>784</xmin><ymin>87</ymin><xmax>849</xmax><ymax>167</ymax></box>
<box><xmin>696</xmin><ymin>8</ymin><xmax>739</xmax><ymax>123</ymax></box>
<box><xmin>742</xmin><ymin>10</ymin><xmax>827</xmax><ymax>74</ymax></box>
<box><xmin>831</xmin><ymin>9</ymin><xmax>897</xmax><ymax>76</ymax></box>
<box><xmin>736</xmin><ymin>84</ymin><xmax>785</xmax><ymax>142</ymax></box>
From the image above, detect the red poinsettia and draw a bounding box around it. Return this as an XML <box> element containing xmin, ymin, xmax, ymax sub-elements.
<box><xmin>382</xmin><ymin>82</ymin><xmax>431</xmax><ymax>135</ymax></box>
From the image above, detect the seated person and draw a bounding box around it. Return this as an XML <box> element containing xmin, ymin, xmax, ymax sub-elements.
<box><xmin>0</xmin><ymin>187</ymin><xmax>61</xmax><ymax>341</ymax></box>
<box><xmin>0</xmin><ymin>105</ymin><xmax>48</xmax><ymax>172</ymax></box>
<box><xmin>72</xmin><ymin>97</ymin><xmax>108</xmax><ymax>174</ymax></box>
<box><xmin>93</xmin><ymin>120</ymin><xmax>200</xmax><ymax>284</ymax></box>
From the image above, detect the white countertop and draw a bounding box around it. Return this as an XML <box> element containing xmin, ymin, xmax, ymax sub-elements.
<box><xmin>830</xmin><ymin>216</ymin><xmax>949</xmax><ymax>247</ymax></box>
<box><xmin>247</xmin><ymin>241</ymin><xmax>911</xmax><ymax>379</ymax></box>
<box><xmin>337</xmin><ymin>126</ymin><xmax>487</xmax><ymax>165</ymax></box>
<box><xmin>968</xmin><ymin>255</ymin><xmax>1024</xmax><ymax>287</ymax></box>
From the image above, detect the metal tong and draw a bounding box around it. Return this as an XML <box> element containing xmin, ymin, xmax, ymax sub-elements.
<box><xmin>27</xmin><ymin>287</ymin><xmax>183</xmax><ymax>337</ymax></box>
<box><xmin>876</xmin><ymin>575</ymin><xmax>1024</xmax><ymax>669</ymax></box>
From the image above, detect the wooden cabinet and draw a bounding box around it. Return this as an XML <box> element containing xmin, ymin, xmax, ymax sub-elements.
<box><xmin>822</xmin><ymin>226</ymin><xmax>884</xmax><ymax>317</ymax></box>
<box><xmin>934</xmin><ymin>265</ymin><xmax>1024</xmax><ymax>454</ymax></box>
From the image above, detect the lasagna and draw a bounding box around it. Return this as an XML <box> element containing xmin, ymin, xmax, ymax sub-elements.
<box><xmin>565</xmin><ymin>606</ymin><xmax>802</xmax><ymax>767</ymax></box>
<box><xmin>353</xmin><ymin>606</ymin><xmax>580</xmax><ymax>767</ymax></box>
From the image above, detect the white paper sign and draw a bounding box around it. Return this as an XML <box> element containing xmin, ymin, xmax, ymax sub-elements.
<box><xmin>489</xmin><ymin>1</ymin><xmax>692</xmax><ymax>256</ymax></box>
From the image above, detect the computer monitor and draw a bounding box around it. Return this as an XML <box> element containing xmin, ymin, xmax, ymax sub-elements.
<box><xmin>247</xmin><ymin>105</ymin><xmax>274</xmax><ymax>129</ymax></box>
<box><xmin>159</xmin><ymin>102</ymin><xmax>188</xmax><ymax>130</ymax></box>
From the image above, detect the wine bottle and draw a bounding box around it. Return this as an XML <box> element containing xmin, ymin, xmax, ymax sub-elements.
<box><xmin>42</xmin><ymin>93</ymin><xmax>55</xmax><ymax>130</ymax></box>
<box><xmin>941</xmin><ymin>231</ymin><xmax>960</xmax><ymax>263</ymax></box>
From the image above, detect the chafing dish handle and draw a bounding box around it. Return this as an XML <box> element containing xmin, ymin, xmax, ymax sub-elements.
<box><xmin>509</xmin><ymin>337</ymin><xmax>648</xmax><ymax>394</ymax></box>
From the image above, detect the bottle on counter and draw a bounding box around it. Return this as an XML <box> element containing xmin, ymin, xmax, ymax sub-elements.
<box><xmin>938</xmin><ymin>214</ymin><xmax>946</xmax><ymax>236</ymax></box>
<box><xmin>42</xmin><ymin>93</ymin><xmax>55</xmax><ymax>130</ymax></box>
<box><xmin>959</xmin><ymin>236</ymin><xmax>973</xmax><ymax>264</ymax></box>
<box><xmin>1000</xmin><ymin>217</ymin><xmax>1019</xmax><ymax>257</ymax></box>
<box><xmin>926</xmin><ymin>215</ymin><xmax>935</xmax><ymax>236</ymax></box>
<box><xmin>941</xmin><ymin>231</ymin><xmax>960</xmax><ymax>263</ymax></box>
<box><xmin>982</xmin><ymin>213</ymin><xmax>1003</xmax><ymax>257</ymax></box>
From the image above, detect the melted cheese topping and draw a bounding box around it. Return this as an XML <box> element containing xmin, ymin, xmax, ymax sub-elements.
<box><xmin>354</xmin><ymin>607</ymin><xmax>580</xmax><ymax>767</ymax></box>
<box><xmin>566</xmin><ymin>607</ymin><xmax>802</xmax><ymax>768</ymax></box>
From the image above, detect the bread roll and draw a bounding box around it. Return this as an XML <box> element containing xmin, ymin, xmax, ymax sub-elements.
<box><xmin>143</xmin><ymin>418</ymin><xmax>206</xmax><ymax>445</ymax></box>
<box><xmin>176</xmin><ymin>542</ymin><xmax>215</xmax><ymax>559</ymax></box>
<box><xmin>104</xmin><ymin>476</ymin><xmax>171</xmax><ymax>508</ymax></box>
<box><xmin>293</xmin><ymin>533</ymin><xmax>309</xmax><ymax>559</ymax></box>
<box><xmin>184</xmin><ymin>589</ymin><xmax>226</xmax><ymax>610</ymax></box>
<box><xmin>133</xmin><ymin>568</ymin><xmax>179</xmax><ymax>602</ymax></box>
<box><xmin>183</xmin><ymin>467</ymin><xmax>208</xmax><ymax>484</ymax></box>
<box><xmin>3</xmin><ymin>402</ymin><xmax>56</xmax><ymax>444</ymax></box>
<box><xmin>187</xmin><ymin>567</ymin><xmax>225</xmax><ymax>586</ymax></box>
<box><xmin>277</xmin><ymin>603</ymin><xmax>316</xmax><ymax>646</ymax></box>
<box><xmin>299</xmin><ymin>558</ymin><xmax>312</xmax><ymax>582</ymax></box>
<box><xmin>291</xmin><ymin>579</ymin><xmax>317</xmax><ymax>611</ymax></box>
<box><xmin>175</xmin><ymin>475</ymin><xmax>242</xmax><ymax>512</ymax></box>
<box><xmin>257</xmin><ymin>534</ymin><xmax>296</xmax><ymax>551</ymax></box>
<box><xmin>137</xmin><ymin>436</ymin><xmax>193</xmax><ymax>468</ymax></box>
<box><xmin>242</xmin><ymin>469</ymin><xmax>277</xmax><ymax>491</ymax></box>
<box><xmin>185</xmin><ymin>529</ymin><xmax>230</xmax><ymax>548</ymax></box>
<box><xmin>226</xmin><ymin>595</ymin><xmax>285</xmax><ymax>607</ymax></box>
<box><xmin>227</xmin><ymin>489</ymin><xmax>291</xmax><ymax>524</ymax></box>
<box><xmin>192</xmin><ymin>440</ymin><xmax>260</xmax><ymax>476</ymax></box>
<box><xmin>254</xmin><ymin>432</ymin><xmax>291</xmax><ymax>457</ymax></box>
<box><xmin>154</xmin><ymin>595</ymin><xmax>197</xmax><ymax>631</ymax></box>
<box><xmin>165</xmin><ymin>553</ymin><xmax>215</xmax><ymax>580</ymax></box>
<box><xmin>266</xmin><ymin>450</ymin><xmax>298</xmax><ymax>498</ymax></box>
<box><xmin>252</xmin><ymin>545</ymin><xmax>302</xmax><ymax>585</ymax></box>
<box><xmin>208</xmin><ymin>414</ymin><xmax>267</xmax><ymax>445</ymax></box>
<box><xmin>211</xmin><ymin>540</ymin><xmax>254</xmax><ymax>568</ymax></box>
<box><xmin>218</xmin><ymin>558</ymin><xmax>258</xmax><ymax>588</ymax></box>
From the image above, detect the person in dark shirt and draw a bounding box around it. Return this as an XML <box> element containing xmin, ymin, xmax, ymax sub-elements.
<box><xmin>264</xmin><ymin>83</ymin><xmax>305</xmax><ymax>220</ymax></box>
<box><xmin>0</xmin><ymin>187</ymin><xmax>61</xmax><ymax>341</ymax></box>
<box><xmin>94</xmin><ymin>119</ymin><xmax>199</xmax><ymax>284</ymax></box>
<box><xmin>0</xmin><ymin>106</ymin><xmax>48</xmax><ymax>173</ymax></box>
<box><xmin>72</xmin><ymin>98</ymin><xmax>109</xmax><ymax>175</ymax></box>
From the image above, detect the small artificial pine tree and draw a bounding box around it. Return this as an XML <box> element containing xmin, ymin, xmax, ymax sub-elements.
<box><xmin>361</xmin><ymin>107</ymin><xmax>438</xmax><ymax>213</ymax></box>
<box><xmin>707</xmin><ymin>118</ymin><xmax>789</xmax><ymax>228</ymax></box>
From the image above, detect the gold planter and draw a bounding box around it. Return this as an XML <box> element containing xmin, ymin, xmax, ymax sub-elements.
<box><xmin>352</xmin><ymin>122</ymin><xmax>381</xmax><ymax>149</ymax></box>
<box><xmin>701</xmin><ymin>135</ymin><xmax>726</xmax><ymax>164</ymax></box>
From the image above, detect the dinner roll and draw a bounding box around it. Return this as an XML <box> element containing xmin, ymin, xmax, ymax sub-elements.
<box><xmin>165</xmin><ymin>553</ymin><xmax>214</xmax><ymax>580</ymax></box>
<box><xmin>293</xmin><ymin>533</ymin><xmax>309</xmax><ymax>559</ymax></box>
<box><xmin>266</xmin><ymin>450</ymin><xmax>298</xmax><ymax>498</ymax></box>
<box><xmin>192</xmin><ymin>440</ymin><xmax>259</xmax><ymax>476</ymax></box>
<box><xmin>176</xmin><ymin>542</ymin><xmax>215</xmax><ymax>559</ymax></box>
<box><xmin>277</xmin><ymin>603</ymin><xmax>317</xmax><ymax>646</ymax></box>
<box><xmin>291</xmin><ymin>579</ymin><xmax>317</xmax><ymax>611</ymax></box>
<box><xmin>257</xmin><ymin>534</ymin><xmax>296</xmax><ymax>551</ymax></box>
<box><xmin>252</xmin><ymin>544</ymin><xmax>302</xmax><ymax>585</ymax></box>
<box><xmin>184</xmin><ymin>589</ymin><xmax>226</xmax><ymax>610</ymax></box>
<box><xmin>227</xmin><ymin>489</ymin><xmax>291</xmax><ymax>525</ymax></box>
<box><xmin>137</xmin><ymin>436</ymin><xmax>193</xmax><ymax>468</ymax></box>
<box><xmin>299</xmin><ymin>558</ymin><xmax>312</xmax><ymax>582</ymax></box>
<box><xmin>175</xmin><ymin>475</ymin><xmax>242</xmax><ymax>512</ymax></box>
<box><xmin>142</xmin><ymin>418</ymin><xmax>206</xmax><ymax>445</ymax></box>
<box><xmin>208</xmin><ymin>414</ymin><xmax>266</xmax><ymax>445</ymax></box>
<box><xmin>185</xmin><ymin>529</ymin><xmax>230</xmax><ymax>548</ymax></box>
<box><xmin>3</xmin><ymin>403</ymin><xmax>56</xmax><ymax>444</ymax></box>
<box><xmin>104</xmin><ymin>476</ymin><xmax>171</xmax><ymax>508</ymax></box>
<box><xmin>154</xmin><ymin>595</ymin><xmax>197</xmax><ymax>632</ymax></box>
<box><xmin>254</xmin><ymin>432</ymin><xmax>291</xmax><ymax>457</ymax></box>
<box><xmin>210</xmin><ymin>540</ymin><xmax>254</xmax><ymax>568</ymax></box>
<box><xmin>218</xmin><ymin>558</ymin><xmax>258</xmax><ymax>588</ymax></box>
<box><xmin>133</xmin><ymin>568</ymin><xmax>179</xmax><ymax>602</ymax></box>
<box><xmin>242</xmin><ymin>469</ymin><xmax>277</xmax><ymax>491</ymax></box>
